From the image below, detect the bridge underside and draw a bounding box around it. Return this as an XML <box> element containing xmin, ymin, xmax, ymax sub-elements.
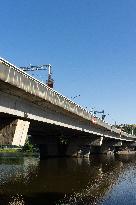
<box><xmin>0</xmin><ymin>113</ymin><xmax>135</xmax><ymax>158</ymax></box>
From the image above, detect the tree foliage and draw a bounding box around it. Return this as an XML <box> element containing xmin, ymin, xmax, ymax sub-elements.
<box><xmin>22</xmin><ymin>137</ymin><xmax>38</xmax><ymax>153</ymax></box>
<box><xmin>115</xmin><ymin>124</ymin><xmax>136</xmax><ymax>135</ymax></box>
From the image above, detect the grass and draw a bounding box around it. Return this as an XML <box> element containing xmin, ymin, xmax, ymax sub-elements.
<box><xmin>0</xmin><ymin>148</ymin><xmax>21</xmax><ymax>153</ymax></box>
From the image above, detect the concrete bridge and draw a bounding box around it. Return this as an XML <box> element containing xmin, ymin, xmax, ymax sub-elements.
<box><xmin>0</xmin><ymin>57</ymin><xmax>136</xmax><ymax>158</ymax></box>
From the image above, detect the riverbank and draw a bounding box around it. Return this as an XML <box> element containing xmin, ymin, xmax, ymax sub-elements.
<box><xmin>115</xmin><ymin>150</ymin><xmax>136</xmax><ymax>155</ymax></box>
<box><xmin>0</xmin><ymin>148</ymin><xmax>39</xmax><ymax>157</ymax></box>
<box><xmin>0</xmin><ymin>148</ymin><xmax>21</xmax><ymax>153</ymax></box>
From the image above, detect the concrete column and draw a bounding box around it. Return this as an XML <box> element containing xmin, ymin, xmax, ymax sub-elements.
<box><xmin>66</xmin><ymin>136</ymin><xmax>92</xmax><ymax>158</ymax></box>
<box><xmin>66</xmin><ymin>137</ymin><xmax>80</xmax><ymax>157</ymax></box>
<box><xmin>90</xmin><ymin>137</ymin><xmax>104</xmax><ymax>154</ymax></box>
<box><xmin>66</xmin><ymin>144</ymin><xmax>91</xmax><ymax>158</ymax></box>
<box><xmin>95</xmin><ymin>138</ymin><xmax>122</xmax><ymax>154</ymax></box>
<box><xmin>91</xmin><ymin>137</ymin><xmax>103</xmax><ymax>146</ymax></box>
<box><xmin>121</xmin><ymin>141</ymin><xmax>134</xmax><ymax>149</ymax></box>
<box><xmin>115</xmin><ymin>141</ymin><xmax>136</xmax><ymax>154</ymax></box>
<box><xmin>39</xmin><ymin>143</ymin><xmax>59</xmax><ymax>159</ymax></box>
<box><xmin>32</xmin><ymin>135</ymin><xmax>61</xmax><ymax>158</ymax></box>
<box><xmin>78</xmin><ymin>145</ymin><xmax>91</xmax><ymax>158</ymax></box>
<box><xmin>66</xmin><ymin>136</ymin><xmax>103</xmax><ymax>158</ymax></box>
<box><xmin>0</xmin><ymin>119</ymin><xmax>30</xmax><ymax>146</ymax></box>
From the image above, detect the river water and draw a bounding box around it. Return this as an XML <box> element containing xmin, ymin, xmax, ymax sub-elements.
<box><xmin>0</xmin><ymin>154</ymin><xmax>136</xmax><ymax>205</ymax></box>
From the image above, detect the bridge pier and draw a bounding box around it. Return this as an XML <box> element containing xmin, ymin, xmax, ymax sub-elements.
<box><xmin>39</xmin><ymin>143</ymin><xmax>59</xmax><ymax>159</ymax></box>
<box><xmin>115</xmin><ymin>141</ymin><xmax>136</xmax><ymax>154</ymax></box>
<box><xmin>90</xmin><ymin>138</ymin><xmax>122</xmax><ymax>155</ymax></box>
<box><xmin>100</xmin><ymin>138</ymin><xmax>122</xmax><ymax>154</ymax></box>
<box><xmin>37</xmin><ymin>135</ymin><xmax>92</xmax><ymax>159</ymax></box>
<box><xmin>32</xmin><ymin>135</ymin><xmax>68</xmax><ymax>158</ymax></box>
<box><xmin>0</xmin><ymin>118</ymin><xmax>30</xmax><ymax>146</ymax></box>
<box><xmin>66</xmin><ymin>142</ymin><xmax>91</xmax><ymax>158</ymax></box>
<box><xmin>66</xmin><ymin>136</ymin><xmax>103</xmax><ymax>158</ymax></box>
<box><xmin>89</xmin><ymin>137</ymin><xmax>104</xmax><ymax>154</ymax></box>
<box><xmin>31</xmin><ymin>132</ymin><xmax>136</xmax><ymax>158</ymax></box>
<box><xmin>65</xmin><ymin>136</ymin><xmax>81</xmax><ymax>157</ymax></box>
<box><xmin>37</xmin><ymin>135</ymin><xmax>94</xmax><ymax>158</ymax></box>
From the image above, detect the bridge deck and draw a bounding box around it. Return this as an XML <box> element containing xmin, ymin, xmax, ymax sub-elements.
<box><xmin>0</xmin><ymin>57</ymin><xmax>135</xmax><ymax>141</ymax></box>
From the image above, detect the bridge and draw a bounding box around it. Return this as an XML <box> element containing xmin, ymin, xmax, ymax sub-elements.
<box><xmin>0</xmin><ymin>57</ymin><xmax>136</xmax><ymax>158</ymax></box>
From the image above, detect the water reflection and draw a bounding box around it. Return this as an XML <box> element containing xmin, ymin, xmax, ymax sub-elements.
<box><xmin>0</xmin><ymin>155</ymin><xmax>135</xmax><ymax>204</ymax></box>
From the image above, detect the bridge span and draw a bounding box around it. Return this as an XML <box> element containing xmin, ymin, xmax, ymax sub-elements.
<box><xmin>0</xmin><ymin>58</ymin><xmax>136</xmax><ymax>158</ymax></box>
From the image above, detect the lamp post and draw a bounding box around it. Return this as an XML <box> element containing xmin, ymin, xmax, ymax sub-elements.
<box><xmin>71</xmin><ymin>94</ymin><xmax>80</xmax><ymax>100</ymax></box>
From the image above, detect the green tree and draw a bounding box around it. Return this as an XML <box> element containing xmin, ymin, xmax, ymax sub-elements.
<box><xmin>22</xmin><ymin>137</ymin><xmax>38</xmax><ymax>153</ymax></box>
<box><xmin>115</xmin><ymin>124</ymin><xmax>136</xmax><ymax>135</ymax></box>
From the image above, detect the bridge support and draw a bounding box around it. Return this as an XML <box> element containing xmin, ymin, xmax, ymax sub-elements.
<box><xmin>39</xmin><ymin>143</ymin><xmax>58</xmax><ymax>159</ymax></box>
<box><xmin>66</xmin><ymin>136</ymin><xmax>104</xmax><ymax>158</ymax></box>
<box><xmin>90</xmin><ymin>138</ymin><xmax>122</xmax><ymax>154</ymax></box>
<box><xmin>65</xmin><ymin>137</ymin><xmax>81</xmax><ymax>157</ymax></box>
<box><xmin>32</xmin><ymin>135</ymin><xmax>67</xmax><ymax>159</ymax></box>
<box><xmin>0</xmin><ymin>119</ymin><xmax>30</xmax><ymax>146</ymax></box>
<box><xmin>115</xmin><ymin>141</ymin><xmax>136</xmax><ymax>154</ymax></box>
<box><xmin>36</xmin><ymin>135</ymin><xmax>92</xmax><ymax>158</ymax></box>
<box><xmin>31</xmin><ymin>132</ymin><xmax>136</xmax><ymax>158</ymax></box>
<box><xmin>101</xmin><ymin>139</ymin><xmax>122</xmax><ymax>154</ymax></box>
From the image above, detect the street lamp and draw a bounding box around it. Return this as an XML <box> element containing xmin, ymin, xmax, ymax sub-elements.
<box><xmin>71</xmin><ymin>94</ymin><xmax>80</xmax><ymax>100</ymax></box>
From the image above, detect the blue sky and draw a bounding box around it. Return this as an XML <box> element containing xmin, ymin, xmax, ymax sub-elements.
<box><xmin>0</xmin><ymin>0</ymin><xmax>136</xmax><ymax>124</ymax></box>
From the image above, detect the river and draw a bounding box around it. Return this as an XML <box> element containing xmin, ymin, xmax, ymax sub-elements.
<box><xmin>0</xmin><ymin>154</ymin><xmax>136</xmax><ymax>205</ymax></box>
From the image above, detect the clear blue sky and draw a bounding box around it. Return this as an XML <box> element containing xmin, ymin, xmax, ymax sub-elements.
<box><xmin>0</xmin><ymin>0</ymin><xmax>136</xmax><ymax>124</ymax></box>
